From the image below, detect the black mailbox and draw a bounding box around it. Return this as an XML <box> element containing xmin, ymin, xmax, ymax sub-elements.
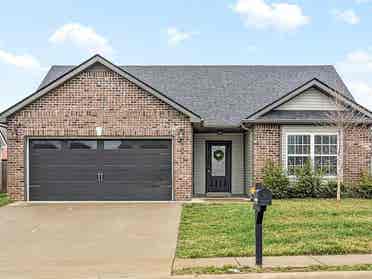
<box><xmin>253</xmin><ymin>188</ymin><xmax>272</xmax><ymax>207</ymax></box>
<box><xmin>251</xmin><ymin>183</ymin><xmax>272</xmax><ymax>267</ymax></box>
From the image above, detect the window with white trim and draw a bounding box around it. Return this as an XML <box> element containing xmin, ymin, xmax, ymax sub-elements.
<box><xmin>287</xmin><ymin>135</ymin><xmax>311</xmax><ymax>175</ymax></box>
<box><xmin>286</xmin><ymin>133</ymin><xmax>338</xmax><ymax>177</ymax></box>
<box><xmin>314</xmin><ymin>135</ymin><xmax>338</xmax><ymax>176</ymax></box>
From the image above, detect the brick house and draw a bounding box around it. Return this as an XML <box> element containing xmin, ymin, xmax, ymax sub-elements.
<box><xmin>1</xmin><ymin>55</ymin><xmax>371</xmax><ymax>201</ymax></box>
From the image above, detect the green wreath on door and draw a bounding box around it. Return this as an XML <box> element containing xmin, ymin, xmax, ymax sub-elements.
<box><xmin>213</xmin><ymin>149</ymin><xmax>225</xmax><ymax>161</ymax></box>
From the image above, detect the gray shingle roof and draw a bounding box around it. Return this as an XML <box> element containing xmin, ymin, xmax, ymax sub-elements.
<box><xmin>38</xmin><ymin>65</ymin><xmax>352</xmax><ymax>126</ymax></box>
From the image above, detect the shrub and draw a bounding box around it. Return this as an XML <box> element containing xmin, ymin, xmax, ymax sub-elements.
<box><xmin>315</xmin><ymin>180</ymin><xmax>338</xmax><ymax>198</ymax></box>
<box><xmin>262</xmin><ymin>161</ymin><xmax>290</xmax><ymax>199</ymax></box>
<box><xmin>293</xmin><ymin>161</ymin><xmax>324</xmax><ymax>198</ymax></box>
<box><xmin>354</xmin><ymin>171</ymin><xmax>372</xmax><ymax>198</ymax></box>
<box><xmin>261</xmin><ymin>162</ymin><xmax>372</xmax><ymax>199</ymax></box>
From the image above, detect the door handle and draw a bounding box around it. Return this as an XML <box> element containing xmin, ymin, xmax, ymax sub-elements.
<box><xmin>97</xmin><ymin>172</ymin><xmax>101</xmax><ymax>183</ymax></box>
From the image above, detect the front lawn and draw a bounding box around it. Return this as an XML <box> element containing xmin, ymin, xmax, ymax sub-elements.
<box><xmin>0</xmin><ymin>193</ymin><xmax>10</xmax><ymax>207</ymax></box>
<box><xmin>176</xmin><ymin>199</ymin><xmax>372</xmax><ymax>258</ymax></box>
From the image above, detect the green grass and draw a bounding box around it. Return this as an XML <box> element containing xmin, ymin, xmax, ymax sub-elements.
<box><xmin>176</xmin><ymin>199</ymin><xmax>372</xmax><ymax>258</ymax></box>
<box><xmin>173</xmin><ymin>264</ymin><xmax>372</xmax><ymax>275</ymax></box>
<box><xmin>0</xmin><ymin>193</ymin><xmax>11</xmax><ymax>207</ymax></box>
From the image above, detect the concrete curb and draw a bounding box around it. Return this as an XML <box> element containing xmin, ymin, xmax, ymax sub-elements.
<box><xmin>174</xmin><ymin>254</ymin><xmax>372</xmax><ymax>270</ymax></box>
<box><xmin>173</xmin><ymin>271</ymin><xmax>372</xmax><ymax>279</ymax></box>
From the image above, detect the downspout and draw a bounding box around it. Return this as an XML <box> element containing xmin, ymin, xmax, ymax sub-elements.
<box><xmin>242</xmin><ymin>132</ymin><xmax>247</xmax><ymax>196</ymax></box>
<box><xmin>241</xmin><ymin>122</ymin><xmax>251</xmax><ymax>195</ymax></box>
<box><xmin>192</xmin><ymin>130</ymin><xmax>195</xmax><ymax>197</ymax></box>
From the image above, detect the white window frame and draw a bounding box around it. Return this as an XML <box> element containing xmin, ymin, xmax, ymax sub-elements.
<box><xmin>284</xmin><ymin>132</ymin><xmax>338</xmax><ymax>179</ymax></box>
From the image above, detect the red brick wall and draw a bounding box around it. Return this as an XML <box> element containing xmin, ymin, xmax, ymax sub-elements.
<box><xmin>252</xmin><ymin>124</ymin><xmax>281</xmax><ymax>184</ymax></box>
<box><xmin>343</xmin><ymin>126</ymin><xmax>372</xmax><ymax>184</ymax></box>
<box><xmin>252</xmin><ymin>124</ymin><xmax>372</xmax><ymax>186</ymax></box>
<box><xmin>6</xmin><ymin>64</ymin><xmax>193</xmax><ymax>201</ymax></box>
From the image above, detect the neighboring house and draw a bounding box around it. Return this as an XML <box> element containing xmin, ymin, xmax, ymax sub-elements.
<box><xmin>0</xmin><ymin>124</ymin><xmax>7</xmax><ymax>192</ymax></box>
<box><xmin>0</xmin><ymin>125</ymin><xmax>6</xmax><ymax>160</ymax></box>
<box><xmin>0</xmin><ymin>55</ymin><xmax>371</xmax><ymax>201</ymax></box>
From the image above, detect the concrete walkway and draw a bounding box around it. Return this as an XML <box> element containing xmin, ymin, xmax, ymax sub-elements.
<box><xmin>174</xmin><ymin>254</ymin><xmax>372</xmax><ymax>270</ymax></box>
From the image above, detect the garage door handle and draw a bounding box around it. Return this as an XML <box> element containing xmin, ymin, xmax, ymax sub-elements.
<box><xmin>97</xmin><ymin>172</ymin><xmax>103</xmax><ymax>183</ymax></box>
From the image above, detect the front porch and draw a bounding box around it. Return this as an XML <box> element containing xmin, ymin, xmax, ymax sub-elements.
<box><xmin>192</xmin><ymin>131</ymin><xmax>253</xmax><ymax>197</ymax></box>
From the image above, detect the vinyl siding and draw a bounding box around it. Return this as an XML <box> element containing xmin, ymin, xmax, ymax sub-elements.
<box><xmin>193</xmin><ymin>133</ymin><xmax>244</xmax><ymax>194</ymax></box>
<box><xmin>275</xmin><ymin>88</ymin><xmax>338</xmax><ymax>111</ymax></box>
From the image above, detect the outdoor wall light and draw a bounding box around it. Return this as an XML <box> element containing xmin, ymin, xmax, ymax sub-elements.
<box><xmin>96</xmin><ymin>127</ymin><xmax>103</xmax><ymax>137</ymax></box>
<box><xmin>177</xmin><ymin>128</ymin><xmax>185</xmax><ymax>143</ymax></box>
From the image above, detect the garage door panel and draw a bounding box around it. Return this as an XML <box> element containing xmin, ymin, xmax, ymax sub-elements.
<box><xmin>29</xmin><ymin>139</ymin><xmax>172</xmax><ymax>201</ymax></box>
<box><xmin>30</xmin><ymin>183</ymin><xmax>101</xmax><ymax>201</ymax></box>
<box><xmin>93</xmin><ymin>185</ymin><xmax>171</xmax><ymax>201</ymax></box>
<box><xmin>32</xmin><ymin>183</ymin><xmax>171</xmax><ymax>201</ymax></box>
<box><xmin>30</xmin><ymin>166</ymin><xmax>99</xmax><ymax>184</ymax></box>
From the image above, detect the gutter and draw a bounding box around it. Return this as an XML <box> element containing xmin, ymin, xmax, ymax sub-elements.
<box><xmin>240</xmin><ymin>122</ymin><xmax>251</xmax><ymax>130</ymax></box>
<box><xmin>241</xmin><ymin>119</ymin><xmax>372</xmax><ymax>125</ymax></box>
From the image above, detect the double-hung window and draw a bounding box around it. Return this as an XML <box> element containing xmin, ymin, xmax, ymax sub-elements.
<box><xmin>314</xmin><ymin>135</ymin><xmax>338</xmax><ymax>176</ymax></box>
<box><xmin>286</xmin><ymin>133</ymin><xmax>338</xmax><ymax>177</ymax></box>
<box><xmin>287</xmin><ymin>135</ymin><xmax>311</xmax><ymax>175</ymax></box>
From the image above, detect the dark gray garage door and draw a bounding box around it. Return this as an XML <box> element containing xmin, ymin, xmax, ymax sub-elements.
<box><xmin>29</xmin><ymin>139</ymin><xmax>172</xmax><ymax>201</ymax></box>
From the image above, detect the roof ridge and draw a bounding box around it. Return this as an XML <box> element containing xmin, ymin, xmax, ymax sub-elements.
<box><xmin>49</xmin><ymin>64</ymin><xmax>335</xmax><ymax>67</ymax></box>
<box><xmin>119</xmin><ymin>64</ymin><xmax>334</xmax><ymax>67</ymax></box>
<box><xmin>121</xmin><ymin>64</ymin><xmax>334</xmax><ymax>67</ymax></box>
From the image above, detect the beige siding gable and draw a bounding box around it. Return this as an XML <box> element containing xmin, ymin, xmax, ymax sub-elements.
<box><xmin>274</xmin><ymin>88</ymin><xmax>339</xmax><ymax>111</ymax></box>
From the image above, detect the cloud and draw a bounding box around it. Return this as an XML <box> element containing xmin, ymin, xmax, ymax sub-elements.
<box><xmin>49</xmin><ymin>23</ymin><xmax>113</xmax><ymax>56</ymax></box>
<box><xmin>337</xmin><ymin>50</ymin><xmax>372</xmax><ymax>110</ymax></box>
<box><xmin>338</xmin><ymin>50</ymin><xmax>372</xmax><ymax>74</ymax></box>
<box><xmin>167</xmin><ymin>27</ymin><xmax>197</xmax><ymax>46</ymax></box>
<box><xmin>332</xmin><ymin>9</ymin><xmax>360</xmax><ymax>25</ymax></box>
<box><xmin>348</xmin><ymin>81</ymin><xmax>372</xmax><ymax>111</ymax></box>
<box><xmin>355</xmin><ymin>0</ymin><xmax>372</xmax><ymax>3</ymax></box>
<box><xmin>0</xmin><ymin>49</ymin><xmax>44</xmax><ymax>71</ymax></box>
<box><xmin>231</xmin><ymin>0</ymin><xmax>310</xmax><ymax>31</ymax></box>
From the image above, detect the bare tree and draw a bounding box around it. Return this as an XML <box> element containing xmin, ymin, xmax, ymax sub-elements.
<box><xmin>321</xmin><ymin>91</ymin><xmax>371</xmax><ymax>201</ymax></box>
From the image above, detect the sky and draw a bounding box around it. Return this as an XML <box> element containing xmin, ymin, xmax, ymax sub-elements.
<box><xmin>1</xmin><ymin>0</ymin><xmax>372</xmax><ymax>112</ymax></box>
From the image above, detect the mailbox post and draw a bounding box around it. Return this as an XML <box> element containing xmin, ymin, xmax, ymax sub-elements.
<box><xmin>252</xmin><ymin>183</ymin><xmax>272</xmax><ymax>267</ymax></box>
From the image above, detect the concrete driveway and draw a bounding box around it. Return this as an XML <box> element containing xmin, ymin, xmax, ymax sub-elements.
<box><xmin>0</xmin><ymin>202</ymin><xmax>182</xmax><ymax>279</ymax></box>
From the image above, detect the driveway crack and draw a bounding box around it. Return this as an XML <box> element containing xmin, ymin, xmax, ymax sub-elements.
<box><xmin>309</xmin><ymin>255</ymin><xmax>325</xmax><ymax>265</ymax></box>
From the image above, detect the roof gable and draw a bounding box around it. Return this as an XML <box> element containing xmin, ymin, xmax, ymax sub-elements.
<box><xmin>0</xmin><ymin>55</ymin><xmax>202</xmax><ymax>123</ymax></box>
<box><xmin>243</xmin><ymin>79</ymin><xmax>372</xmax><ymax>123</ymax></box>
<box><xmin>274</xmin><ymin>87</ymin><xmax>340</xmax><ymax>111</ymax></box>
